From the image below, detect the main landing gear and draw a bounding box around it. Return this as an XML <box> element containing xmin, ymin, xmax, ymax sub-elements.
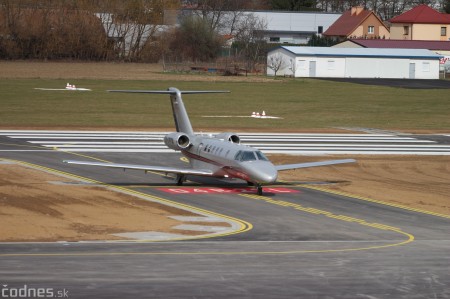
<box><xmin>247</xmin><ymin>181</ymin><xmax>263</xmax><ymax>195</ymax></box>
<box><xmin>176</xmin><ymin>174</ymin><xmax>185</xmax><ymax>186</ymax></box>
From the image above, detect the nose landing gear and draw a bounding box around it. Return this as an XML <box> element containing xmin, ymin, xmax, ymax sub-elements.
<box><xmin>256</xmin><ymin>184</ymin><xmax>263</xmax><ymax>196</ymax></box>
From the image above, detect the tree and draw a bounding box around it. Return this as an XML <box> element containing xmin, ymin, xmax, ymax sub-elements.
<box><xmin>267</xmin><ymin>53</ymin><xmax>286</xmax><ymax>77</ymax></box>
<box><xmin>0</xmin><ymin>0</ymin><xmax>108</xmax><ymax>60</ymax></box>
<box><xmin>270</xmin><ymin>0</ymin><xmax>318</xmax><ymax>11</ymax></box>
<box><xmin>94</xmin><ymin>0</ymin><xmax>180</xmax><ymax>61</ymax></box>
<box><xmin>182</xmin><ymin>0</ymin><xmax>253</xmax><ymax>36</ymax></box>
<box><xmin>289</xmin><ymin>58</ymin><xmax>297</xmax><ymax>76</ymax></box>
<box><xmin>444</xmin><ymin>0</ymin><xmax>450</xmax><ymax>13</ymax></box>
<box><xmin>170</xmin><ymin>15</ymin><xmax>223</xmax><ymax>62</ymax></box>
<box><xmin>0</xmin><ymin>0</ymin><xmax>180</xmax><ymax>61</ymax></box>
<box><xmin>233</xmin><ymin>13</ymin><xmax>268</xmax><ymax>74</ymax></box>
<box><xmin>307</xmin><ymin>34</ymin><xmax>338</xmax><ymax>46</ymax></box>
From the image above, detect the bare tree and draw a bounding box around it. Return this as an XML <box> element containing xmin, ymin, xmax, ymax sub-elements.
<box><xmin>289</xmin><ymin>58</ymin><xmax>298</xmax><ymax>77</ymax></box>
<box><xmin>97</xmin><ymin>0</ymin><xmax>170</xmax><ymax>61</ymax></box>
<box><xmin>0</xmin><ymin>0</ymin><xmax>179</xmax><ymax>61</ymax></box>
<box><xmin>234</xmin><ymin>13</ymin><xmax>268</xmax><ymax>74</ymax></box>
<box><xmin>182</xmin><ymin>0</ymin><xmax>250</xmax><ymax>34</ymax></box>
<box><xmin>267</xmin><ymin>53</ymin><xmax>286</xmax><ymax>77</ymax></box>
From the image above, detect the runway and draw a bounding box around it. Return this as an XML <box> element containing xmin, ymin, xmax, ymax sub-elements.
<box><xmin>1</xmin><ymin>131</ymin><xmax>450</xmax><ymax>298</ymax></box>
<box><xmin>2</xmin><ymin>130</ymin><xmax>450</xmax><ymax>155</ymax></box>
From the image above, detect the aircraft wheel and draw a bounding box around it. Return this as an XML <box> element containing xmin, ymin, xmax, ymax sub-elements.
<box><xmin>176</xmin><ymin>175</ymin><xmax>184</xmax><ymax>186</ymax></box>
<box><xmin>257</xmin><ymin>185</ymin><xmax>263</xmax><ymax>196</ymax></box>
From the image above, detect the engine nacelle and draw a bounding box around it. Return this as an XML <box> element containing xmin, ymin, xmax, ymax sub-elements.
<box><xmin>164</xmin><ymin>132</ymin><xmax>192</xmax><ymax>151</ymax></box>
<box><xmin>215</xmin><ymin>132</ymin><xmax>240</xmax><ymax>144</ymax></box>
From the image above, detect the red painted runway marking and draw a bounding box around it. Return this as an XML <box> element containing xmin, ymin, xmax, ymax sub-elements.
<box><xmin>157</xmin><ymin>187</ymin><xmax>300</xmax><ymax>194</ymax></box>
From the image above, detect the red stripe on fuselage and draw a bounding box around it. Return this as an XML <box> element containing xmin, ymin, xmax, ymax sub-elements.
<box><xmin>182</xmin><ymin>150</ymin><xmax>251</xmax><ymax>181</ymax></box>
<box><xmin>182</xmin><ymin>150</ymin><xmax>222</xmax><ymax>167</ymax></box>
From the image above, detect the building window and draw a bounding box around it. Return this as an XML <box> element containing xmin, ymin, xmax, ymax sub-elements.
<box><xmin>318</xmin><ymin>26</ymin><xmax>323</xmax><ymax>34</ymax></box>
<box><xmin>269</xmin><ymin>37</ymin><xmax>280</xmax><ymax>42</ymax></box>
<box><xmin>422</xmin><ymin>62</ymin><xmax>430</xmax><ymax>72</ymax></box>
<box><xmin>327</xmin><ymin>60</ymin><xmax>335</xmax><ymax>70</ymax></box>
<box><xmin>403</xmin><ymin>26</ymin><xmax>409</xmax><ymax>35</ymax></box>
<box><xmin>441</xmin><ymin>27</ymin><xmax>447</xmax><ymax>36</ymax></box>
<box><xmin>298</xmin><ymin>60</ymin><xmax>307</xmax><ymax>70</ymax></box>
<box><xmin>368</xmin><ymin>26</ymin><xmax>374</xmax><ymax>34</ymax></box>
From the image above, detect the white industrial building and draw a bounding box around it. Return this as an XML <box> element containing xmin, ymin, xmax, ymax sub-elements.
<box><xmin>267</xmin><ymin>46</ymin><xmax>442</xmax><ymax>79</ymax></box>
<box><xmin>249</xmin><ymin>11</ymin><xmax>341</xmax><ymax>44</ymax></box>
<box><xmin>181</xmin><ymin>10</ymin><xmax>341</xmax><ymax>45</ymax></box>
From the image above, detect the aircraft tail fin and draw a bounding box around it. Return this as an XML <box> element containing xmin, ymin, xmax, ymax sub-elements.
<box><xmin>108</xmin><ymin>87</ymin><xmax>229</xmax><ymax>135</ymax></box>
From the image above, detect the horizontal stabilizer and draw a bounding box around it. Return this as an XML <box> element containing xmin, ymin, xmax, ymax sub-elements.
<box><xmin>275</xmin><ymin>159</ymin><xmax>356</xmax><ymax>171</ymax></box>
<box><xmin>63</xmin><ymin>160</ymin><xmax>214</xmax><ymax>176</ymax></box>
<box><xmin>108</xmin><ymin>90</ymin><xmax>230</xmax><ymax>94</ymax></box>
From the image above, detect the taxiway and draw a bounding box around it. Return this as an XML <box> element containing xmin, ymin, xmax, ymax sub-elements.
<box><xmin>0</xmin><ymin>132</ymin><xmax>449</xmax><ymax>298</ymax></box>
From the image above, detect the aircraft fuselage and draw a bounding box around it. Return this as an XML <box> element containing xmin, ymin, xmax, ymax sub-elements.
<box><xmin>182</xmin><ymin>135</ymin><xmax>278</xmax><ymax>185</ymax></box>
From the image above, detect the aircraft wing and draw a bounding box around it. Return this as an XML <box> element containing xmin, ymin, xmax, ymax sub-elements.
<box><xmin>63</xmin><ymin>160</ymin><xmax>214</xmax><ymax>176</ymax></box>
<box><xmin>275</xmin><ymin>159</ymin><xmax>356</xmax><ymax>171</ymax></box>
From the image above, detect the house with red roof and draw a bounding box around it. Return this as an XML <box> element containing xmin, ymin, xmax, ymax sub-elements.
<box><xmin>323</xmin><ymin>6</ymin><xmax>389</xmax><ymax>40</ymax></box>
<box><xmin>389</xmin><ymin>4</ymin><xmax>450</xmax><ymax>41</ymax></box>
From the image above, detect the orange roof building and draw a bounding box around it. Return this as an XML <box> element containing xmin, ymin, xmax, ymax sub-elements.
<box><xmin>389</xmin><ymin>5</ymin><xmax>450</xmax><ymax>41</ymax></box>
<box><xmin>323</xmin><ymin>6</ymin><xmax>389</xmax><ymax>40</ymax></box>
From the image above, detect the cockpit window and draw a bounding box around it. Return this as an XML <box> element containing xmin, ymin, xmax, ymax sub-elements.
<box><xmin>241</xmin><ymin>151</ymin><xmax>257</xmax><ymax>161</ymax></box>
<box><xmin>235</xmin><ymin>150</ymin><xmax>266</xmax><ymax>162</ymax></box>
<box><xmin>255</xmin><ymin>151</ymin><xmax>269</xmax><ymax>161</ymax></box>
<box><xmin>234</xmin><ymin>151</ymin><xmax>243</xmax><ymax>161</ymax></box>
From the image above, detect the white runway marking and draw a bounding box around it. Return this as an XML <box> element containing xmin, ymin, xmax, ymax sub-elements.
<box><xmin>1</xmin><ymin>130</ymin><xmax>449</xmax><ymax>155</ymax></box>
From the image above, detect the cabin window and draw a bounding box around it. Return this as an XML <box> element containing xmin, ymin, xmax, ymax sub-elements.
<box><xmin>318</xmin><ymin>26</ymin><xmax>323</xmax><ymax>34</ymax></box>
<box><xmin>269</xmin><ymin>37</ymin><xmax>280</xmax><ymax>42</ymax></box>
<box><xmin>441</xmin><ymin>27</ymin><xmax>447</xmax><ymax>36</ymax></box>
<box><xmin>422</xmin><ymin>62</ymin><xmax>430</xmax><ymax>72</ymax></box>
<box><xmin>368</xmin><ymin>26</ymin><xmax>374</xmax><ymax>34</ymax></box>
<box><xmin>256</xmin><ymin>151</ymin><xmax>269</xmax><ymax>161</ymax></box>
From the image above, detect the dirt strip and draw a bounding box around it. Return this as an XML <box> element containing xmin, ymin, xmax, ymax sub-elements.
<box><xmin>0</xmin><ymin>154</ymin><xmax>448</xmax><ymax>242</ymax></box>
<box><xmin>272</xmin><ymin>155</ymin><xmax>450</xmax><ymax>216</ymax></box>
<box><xmin>0</xmin><ymin>163</ymin><xmax>230</xmax><ymax>242</ymax></box>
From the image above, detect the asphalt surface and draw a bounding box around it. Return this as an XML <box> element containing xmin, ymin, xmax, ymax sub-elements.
<box><xmin>1</xmin><ymin>134</ymin><xmax>450</xmax><ymax>298</ymax></box>
<box><xmin>318</xmin><ymin>78</ymin><xmax>450</xmax><ymax>89</ymax></box>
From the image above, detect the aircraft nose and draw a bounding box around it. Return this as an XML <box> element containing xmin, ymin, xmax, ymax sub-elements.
<box><xmin>245</xmin><ymin>162</ymin><xmax>278</xmax><ymax>184</ymax></box>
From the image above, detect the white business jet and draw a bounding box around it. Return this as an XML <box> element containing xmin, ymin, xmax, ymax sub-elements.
<box><xmin>64</xmin><ymin>87</ymin><xmax>355</xmax><ymax>195</ymax></box>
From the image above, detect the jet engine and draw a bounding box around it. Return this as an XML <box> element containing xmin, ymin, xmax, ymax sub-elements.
<box><xmin>164</xmin><ymin>132</ymin><xmax>192</xmax><ymax>150</ymax></box>
<box><xmin>215</xmin><ymin>133</ymin><xmax>240</xmax><ymax>144</ymax></box>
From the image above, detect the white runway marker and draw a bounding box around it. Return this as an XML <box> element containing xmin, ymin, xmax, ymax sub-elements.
<box><xmin>2</xmin><ymin>130</ymin><xmax>449</xmax><ymax>155</ymax></box>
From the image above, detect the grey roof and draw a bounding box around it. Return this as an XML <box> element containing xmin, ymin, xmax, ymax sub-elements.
<box><xmin>275</xmin><ymin>46</ymin><xmax>443</xmax><ymax>59</ymax></box>
<box><xmin>251</xmin><ymin>11</ymin><xmax>341</xmax><ymax>32</ymax></box>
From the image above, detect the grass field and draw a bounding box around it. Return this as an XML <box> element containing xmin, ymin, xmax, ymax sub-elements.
<box><xmin>1</xmin><ymin>62</ymin><xmax>450</xmax><ymax>240</ymax></box>
<box><xmin>1</xmin><ymin>77</ymin><xmax>449</xmax><ymax>130</ymax></box>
